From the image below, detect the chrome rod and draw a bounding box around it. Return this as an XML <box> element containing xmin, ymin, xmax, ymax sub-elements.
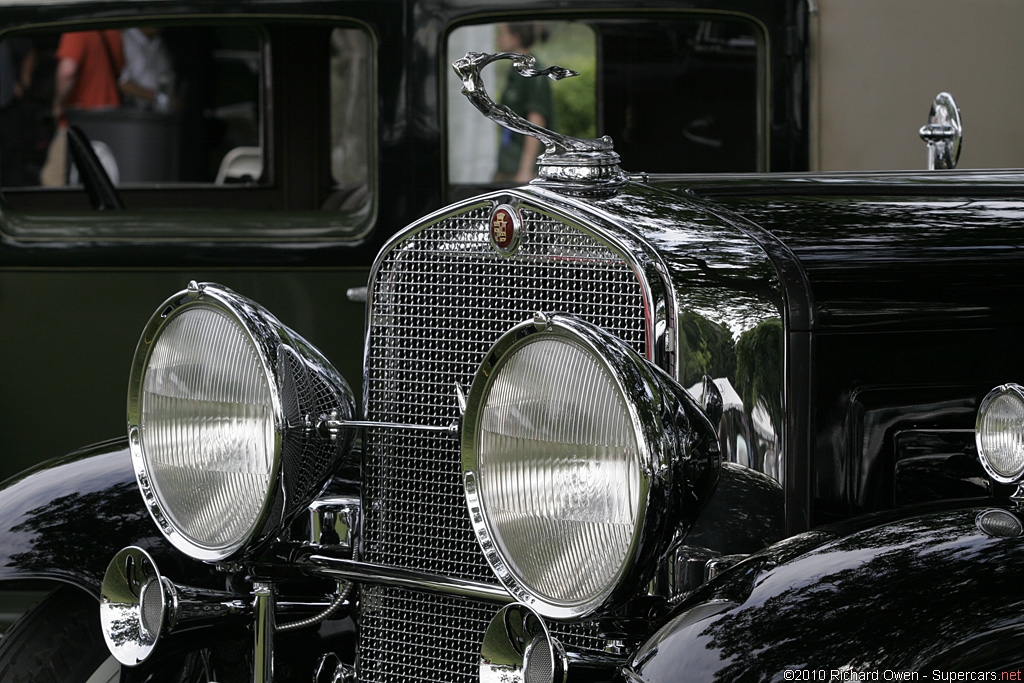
<box><xmin>339</xmin><ymin>419</ymin><xmax>456</xmax><ymax>433</ymax></box>
<box><xmin>304</xmin><ymin>555</ymin><xmax>513</xmax><ymax>603</ymax></box>
<box><xmin>317</xmin><ymin>414</ymin><xmax>459</xmax><ymax>437</ymax></box>
<box><xmin>253</xmin><ymin>582</ymin><xmax>276</xmax><ymax>683</ymax></box>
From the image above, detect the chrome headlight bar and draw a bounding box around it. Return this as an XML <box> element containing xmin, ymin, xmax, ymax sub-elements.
<box><xmin>461</xmin><ymin>313</ymin><xmax>720</xmax><ymax>619</ymax></box>
<box><xmin>127</xmin><ymin>281</ymin><xmax>356</xmax><ymax>562</ymax></box>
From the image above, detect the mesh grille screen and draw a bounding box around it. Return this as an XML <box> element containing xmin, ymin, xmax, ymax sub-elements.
<box><xmin>359</xmin><ymin>201</ymin><xmax>649</xmax><ymax>681</ymax></box>
<box><xmin>358</xmin><ymin>585</ymin><xmax>607</xmax><ymax>683</ymax></box>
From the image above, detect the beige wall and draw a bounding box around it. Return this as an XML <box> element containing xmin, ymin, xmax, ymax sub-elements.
<box><xmin>810</xmin><ymin>0</ymin><xmax>1024</xmax><ymax>171</ymax></box>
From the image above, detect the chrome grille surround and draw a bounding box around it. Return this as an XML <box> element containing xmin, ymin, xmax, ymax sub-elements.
<box><xmin>359</xmin><ymin>191</ymin><xmax>662</xmax><ymax>682</ymax></box>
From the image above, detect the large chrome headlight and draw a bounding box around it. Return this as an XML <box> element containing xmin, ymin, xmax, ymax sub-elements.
<box><xmin>461</xmin><ymin>314</ymin><xmax>719</xmax><ymax>619</ymax></box>
<box><xmin>977</xmin><ymin>383</ymin><xmax>1024</xmax><ymax>485</ymax></box>
<box><xmin>128</xmin><ymin>282</ymin><xmax>355</xmax><ymax>562</ymax></box>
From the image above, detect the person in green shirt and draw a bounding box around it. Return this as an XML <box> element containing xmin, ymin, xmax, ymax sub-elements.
<box><xmin>494</xmin><ymin>22</ymin><xmax>554</xmax><ymax>183</ymax></box>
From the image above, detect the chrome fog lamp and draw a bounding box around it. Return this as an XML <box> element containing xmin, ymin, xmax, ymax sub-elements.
<box><xmin>128</xmin><ymin>282</ymin><xmax>355</xmax><ymax>562</ymax></box>
<box><xmin>462</xmin><ymin>314</ymin><xmax>719</xmax><ymax>619</ymax></box>
<box><xmin>976</xmin><ymin>383</ymin><xmax>1024</xmax><ymax>486</ymax></box>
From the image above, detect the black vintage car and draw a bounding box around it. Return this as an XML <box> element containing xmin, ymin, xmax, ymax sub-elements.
<box><xmin>3</xmin><ymin>0</ymin><xmax>1024</xmax><ymax>681</ymax></box>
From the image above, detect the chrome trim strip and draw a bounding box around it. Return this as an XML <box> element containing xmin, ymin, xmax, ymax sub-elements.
<box><xmin>303</xmin><ymin>555</ymin><xmax>513</xmax><ymax>604</ymax></box>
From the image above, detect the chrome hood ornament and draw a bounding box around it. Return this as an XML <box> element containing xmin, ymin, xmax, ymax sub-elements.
<box><xmin>453</xmin><ymin>51</ymin><xmax>627</xmax><ymax>197</ymax></box>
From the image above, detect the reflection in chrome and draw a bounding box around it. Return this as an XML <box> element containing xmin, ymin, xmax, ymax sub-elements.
<box><xmin>309</xmin><ymin>496</ymin><xmax>360</xmax><ymax>552</ymax></box>
<box><xmin>100</xmin><ymin>547</ymin><xmax>250</xmax><ymax>666</ymax></box>
<box><xmin>314</xmin><ymin>653</ymin><xmax>356</xmax><ymax>683</ymax></box>
<box><xmin>480</xmin><ymin>604</ymin><xmax>567</xmax><ymax>683</ymax></box>
<box><xmin>306</xmin><ymin>554</ymin><xmax>514</xmax><ymax>603</ymax></box>
<box><xmin>100</xmin><ymin>547</ymin><xmax>163</xmax><ymax>666</ymax></box>
<box><xmin>253</xmin><ymin>582</ymin><xmax>275</xmax><ymax>683</ymax></box>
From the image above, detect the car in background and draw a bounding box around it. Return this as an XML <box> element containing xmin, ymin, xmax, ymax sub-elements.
<box><xmin>3</xmin><ymin>0</ymin><xmax>1024</xmax><ymax>681</ymax></box>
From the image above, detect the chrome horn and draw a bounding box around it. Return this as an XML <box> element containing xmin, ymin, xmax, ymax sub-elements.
<box><xmin>479</xmin><ymin>603</ymin><xmax>629</xmax><ymax>682</ymax></box>
<box><xmin>481</xmin><ymin>603</ymin><xmax>567</xmax><ymax>683</ymax></box>
<box><xmin>100</xmin><ymin>546</ymin><xmax>250</xmax><ymax>666</ymax></box>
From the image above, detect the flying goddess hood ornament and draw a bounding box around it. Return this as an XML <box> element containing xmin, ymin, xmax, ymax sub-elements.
<box><xmin>453</xmin><ymin>51</ymin><xmax>627</xmax><ymax>197</ymax></box>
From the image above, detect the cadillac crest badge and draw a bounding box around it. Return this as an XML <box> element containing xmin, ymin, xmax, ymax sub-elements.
<box><xmin>489</xmin><ymin>204</ymin><xmax>522</xmax><ymax>255</ymax></box>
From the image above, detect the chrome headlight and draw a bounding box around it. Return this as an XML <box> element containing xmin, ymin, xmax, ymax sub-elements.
<box><xmin>461</xmin><ymin>314</ymin><xmax>719</xmax><ymax>619</ymax></box>
<box><xmin>127</xmin><ymin>282</ymin><xmax>355</xmax><ymax>562</ymax></box>
<box><xmin>977</xmin><ymin>383</ymin><xmax>1024</xmax><ymax>485</ymax></box>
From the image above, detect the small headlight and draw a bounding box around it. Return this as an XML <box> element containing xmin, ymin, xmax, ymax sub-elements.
<box><xmin>462</xmin><ymin>314</ymin><xmax>718</xmax><ymax>619</ymax></box>
<box><xmin>128</xmin><ymin>282</ymin><xmax>355</xmax><ymax>561</ymax></box>
<box><xmin>977</xmin><ymin>383</ymin><xmax>1024</xmax><ymax>485</ymax></box>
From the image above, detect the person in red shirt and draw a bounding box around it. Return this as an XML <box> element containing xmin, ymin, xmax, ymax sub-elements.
<box><xmin>52</xmin><ymin>30</ymin><xmax>124</xmax><ymax>122</ymax></box>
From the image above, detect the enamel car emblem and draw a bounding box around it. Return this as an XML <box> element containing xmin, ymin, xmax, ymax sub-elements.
<box><xmin>489</xmin><ymin>204</ymin><xmax>522</xmax><ymax>255</ymax></box>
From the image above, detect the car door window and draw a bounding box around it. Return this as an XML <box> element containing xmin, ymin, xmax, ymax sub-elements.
<box><xmin>0</xmin><ymin>20</ymin><xmax>375</xmax><ymax>239</ymax></box>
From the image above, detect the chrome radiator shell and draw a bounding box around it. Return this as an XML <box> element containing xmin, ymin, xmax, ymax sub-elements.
<box><xmin>358</xmin><ymin>190</ymin><xmax>667</xmax><ymax>682</ymax></box>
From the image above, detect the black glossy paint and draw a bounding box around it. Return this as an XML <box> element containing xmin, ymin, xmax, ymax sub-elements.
<box><xmin>646</xmin><ymin>174</ymin><xmax>1024</xmax><ymax>530</ymax></box>
<box><xmin>628</xmin><ymin>504</ymin><xmax>1024</xmax><ymax>680</ymax></box>
<box><xmin>0</xmin><ymin>438</ymin><xmax>213</xmax><ymax>595</ymax></box>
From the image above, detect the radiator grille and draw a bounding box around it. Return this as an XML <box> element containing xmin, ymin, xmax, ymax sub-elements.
<box><xmin>358</xmin><ymin>586</ymin><xmax>609</xmax><ymax>683</ymax></box>
<box><xmin>359</xmin><ymin>200</ymin><xmax>649</xmax><ymax>682</ymax></box>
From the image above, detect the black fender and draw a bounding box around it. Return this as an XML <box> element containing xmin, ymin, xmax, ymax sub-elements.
<box><xmin>0</xmin><ymin>438</ymin><xmax>198</xmax><ymax>597</ymax></box>
<box><xmin>626</xmin><ymin>505</ymin><xmax>1024</xmax><ymax>681</ymax></box>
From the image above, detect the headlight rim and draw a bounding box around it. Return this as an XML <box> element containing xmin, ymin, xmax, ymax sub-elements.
<box><xmin>127</xmin><ymin>281</ymin><xmax>357</xmax><ymax>564</ymax></box>
<box><xmin>128</xmin><ymin>283</ymin><xmax>287</xmax><ymax>562</ymax></box>
<box><xmin>976</xmin><ymin>382</ymin><xmax>1024</xmax><ymax>485</ymax></box>
<box><xmin>461</xmin><ymin>313</ymin><xmax>672</xmax><ymax>620</ymax></box>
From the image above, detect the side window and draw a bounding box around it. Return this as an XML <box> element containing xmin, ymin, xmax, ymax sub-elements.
<box><xmin>1</xmin><ymin>25</ymin><xmax>264</xmax><ymax>187</ymax></box>
<box><xmin>0</xmin><ymin>20</ymin><xmax>375</xmax><ymax>238</ymax></box>
<box><xmin>446</xmin><ymin>16</ymin><xmax>764</xmax><ymax>196</ymax></box>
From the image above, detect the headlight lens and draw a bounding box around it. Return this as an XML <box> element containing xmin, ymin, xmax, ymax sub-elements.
<box><xmin>462</xmin><ymin>314</ymin><xmax>718</xmax><ymax>619</ymax></box>
<box><xmin>128</xmin><ymin>282</ymin><xmax>354</xmax><ymax>561</ymax></box>
<box><xmin>976</xmin><ymin>383</ymin><xmax>1024</xmax><ymax>484</ymax></box>
<box><xmin>139</xmin><ymin>305</ymin><xmax>276</xmax><ymax>555</ymax></box>
<box><xmin>477</xmin><ymin>336</ymin><xmax>642</xmax><ymax>608</ymax></box>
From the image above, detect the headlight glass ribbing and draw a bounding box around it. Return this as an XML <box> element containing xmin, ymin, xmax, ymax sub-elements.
<box><xmin>476</xmin><ymin>336</ymin><xmax>642</xmax><ymax>609</ymax></box>
<box><xmin>129</xmin><ymin>282</ymin><xmax>354</xmax><ymax>562</ymax></box>
<box><xmin>977</xmin><ymin>383</ymin><xmax>1024</xmax><ymax>483</ymax></box>
<box><xmin>140</xmin><ymin>305</ymin><xmax>275</xmax><ymax>554</ymax></box>
<box><xmin>461</xmin><ymin>314</ymin><xmax>720</xmax><ymax>620</ymax></box>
